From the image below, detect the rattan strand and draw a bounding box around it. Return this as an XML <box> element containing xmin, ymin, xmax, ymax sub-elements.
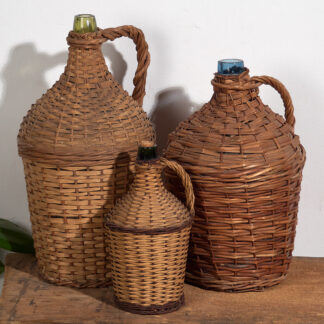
<box><xmin>165</xmin><ymin>68</ymin><xmax>305</xmax><ymax>292</ymax></box>
<box><xmin>18</xmin><ymin>26</ymin><xmax>155</xmax><ymax>287</ymax></box>
<box><xmin>106</xmin><ymin>157</ymin><xmax>194</xmax><ymax>314</ymax></box>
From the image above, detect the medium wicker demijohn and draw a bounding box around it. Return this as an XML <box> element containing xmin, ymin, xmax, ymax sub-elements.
<box><xmin>165</xmin><ymin>59</ymin><xmax>306</xmax><ymax>292</ymax></box>
<box><xmin>106</xmin><ymin>142</ymin><xmax>195</xmax><ymax>314</ymax></box>
<box><xmin>17</xmin><ymin>15</ymin><xmax>155</xmax><ymax>287</ymax></box>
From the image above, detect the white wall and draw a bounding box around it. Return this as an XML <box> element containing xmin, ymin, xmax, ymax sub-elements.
<box><xmin>0</xmin><ymin>0</ymin><xmax>323</xmax><ymax>256</ymax></box>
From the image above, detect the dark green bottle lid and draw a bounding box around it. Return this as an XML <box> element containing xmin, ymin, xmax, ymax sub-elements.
<box><xmin>137</xmin><ymin>141</ymin><xmax>158</xmax><ymax>161</ymax></box>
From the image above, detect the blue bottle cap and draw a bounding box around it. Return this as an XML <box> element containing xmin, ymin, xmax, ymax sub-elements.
<box><xmin>218</xmin><ymin>59</ymin><xmax>244</xmax><ymax>75</ymax></box>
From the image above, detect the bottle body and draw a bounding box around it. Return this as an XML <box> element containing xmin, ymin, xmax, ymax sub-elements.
<box><xmin>165</xmin><ymin>64</ymin><xmax>305</xmax><ymax>292</ymax></box>
<box><xmin>18</xmin><ymin>18</ymin><xmax>155</xmax><ymax>287</ymax></box>
<box><xmin>106</xmin><ymin>143</ymin><xmax>193</xmax><ymax>314</ymax></box>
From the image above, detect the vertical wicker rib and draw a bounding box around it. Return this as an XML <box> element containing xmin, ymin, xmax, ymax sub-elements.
<box><xmin>18</xmin><ymin>27</ymin><xmax>155</xmax><ymax>287</ymax></box>
<box><xmin>165</xmin><ymin>69</ymin><xmax>306</xmax><ymax>292</ymax></box>
<box><xmin>106</xmin><ymin>155</ymin><xmax>195</xmax><ymax>314</ymax></box>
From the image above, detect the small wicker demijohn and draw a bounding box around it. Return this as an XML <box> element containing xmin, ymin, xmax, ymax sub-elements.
<box><xmin>165</xmin><ymin>59</ymin><xmax>306</xmax><ymax>292</ymax></box>
<box><xmin>106</xmin><ymin>141</ymin><xmax>195</xmax><ymax>314</ymax></box>
<box><xmin>17</xmin><ymin>15</ymin><xmax>155</xmax><ymax>287</ymax></box>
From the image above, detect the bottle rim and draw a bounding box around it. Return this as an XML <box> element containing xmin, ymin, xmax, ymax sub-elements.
<box><xmin>218</xmin><ymin>58</ymin><xmax>243</xmax><ymax>64</ymax></box>
<box><xmin>74</xmin><ymin>14</ymin><xmax>95</xmax><ymax>19</ymax></box>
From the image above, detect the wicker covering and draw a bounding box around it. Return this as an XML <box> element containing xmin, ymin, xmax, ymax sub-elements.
<box><xmin>17</xmin><ymin>26</ymin><xmax>155</xmax><ymax>287</ymax></box>
<box><xmin>106</xmin><ymin>148</ymin><xmax>195</xmax><ymax>314</ymax></box>
<box><xmin>165</xmin><ymin>68</ymin><xmax>306</xmax><ymax>292</ymax></box>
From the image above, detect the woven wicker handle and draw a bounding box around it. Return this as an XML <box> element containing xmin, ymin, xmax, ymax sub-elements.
<box><xmin>160</xmin><ymin>157</ymin><xmax>195</xmax><ymax>216</ymax></box>
<box><xmin>101</xmin><ymin>25</ymin><xmax>150</xmax><ymax>106</ymax></box>
<box><xmin>251</xmin><ymin>76</ymin><xmax>295</xmax><ymax>129</ymax></box>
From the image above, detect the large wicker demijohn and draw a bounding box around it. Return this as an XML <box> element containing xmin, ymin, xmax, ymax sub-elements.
<box><xmin>165</xmin><ymin>59</ymin><xmax>306</xmax><ymax>292</ymax></box>
<box><xmin>106</xmin><ymin>141</ymin><xmax>195</xmax><ymax>314</ymax></box>
<box><xmin>17</xmin><ymin>15</ymin><xmax>155</xmax><ymax>287</ymax></box>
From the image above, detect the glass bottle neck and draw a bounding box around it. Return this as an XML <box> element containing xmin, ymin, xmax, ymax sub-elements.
<box><xmin>73</xmin><ymin>14</ymin><xmax>97</xmax><ymax>33</ymax></box>
<box><xmin>137</xmin><ymin>144</ymin><xmax>158</xmax><ymax>161</ymax></box>
<box><xmin>218</xmin><ymin>59</ymin><xmax>244</xmax><ymax>75</ymax></box>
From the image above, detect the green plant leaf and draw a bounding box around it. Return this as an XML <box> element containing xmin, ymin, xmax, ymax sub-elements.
<box><xmin>0</xmin><ymin>219</ymin><xmax>34</xmax><ymax>254</ymax></box>
<box><xmin>0</xmin><ymin>260</ymin><xmax>4</xmax><ymax>274</ymax></box>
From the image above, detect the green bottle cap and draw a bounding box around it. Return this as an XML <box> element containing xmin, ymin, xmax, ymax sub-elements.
<box><xmin>73</xmin><ymin>14</ymin><xmax>97</xmax><ymax>33</ymax></box>
<box><xmin>137</xmin><ymin>141</ymin><xmax>158</xmax><ymax>161</ymax></box>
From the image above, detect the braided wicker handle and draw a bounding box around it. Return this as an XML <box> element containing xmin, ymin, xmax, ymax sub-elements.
<box><xmin>160</xmin><ymin>157</ymin><xmax>195</xmax><ymax>216</ymax></box>
<box><xmin>251</xmin><ymin>76</ymin><xmax>295</xmax><ymax>129</ymax></box>
<box><xmin>101</xmin><ymin>25</ymin><xmax>150</xmax><ymax>106</ymax></box>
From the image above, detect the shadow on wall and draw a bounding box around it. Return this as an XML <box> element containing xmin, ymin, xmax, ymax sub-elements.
<box><xmin>150</xmin><ymin>88</ymin><xmax>201</xmax><ymax>154</ymax></box>
<box><xmin>0</xmin><ymin>43</ymin><xmax>67</xmax><ymax>230</ymax></box>
<box><xmin>0</xmin><ymin>42</ymin><xmax>127</xmax><ymax>230</ymax></box>
<box><xmin>102</xmin><ymin>43</ymin><xmax>127</xmax><ymax>85</ymax></box>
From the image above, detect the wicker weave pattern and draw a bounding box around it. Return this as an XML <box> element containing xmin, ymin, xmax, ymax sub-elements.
<box><xmin>18</xmin><ymin>29</ymin><xmax>153</xmax><ymax>165</ymax></box>
<box><xmin>107</xmin><ymin>162</ymin><xmax>192</xmax><ymax>230</ymax></box>
<box><xmin>18</xmin><ymin>26</ymin><xmax>154</xmax><ymax>287</ymax></box>
<box><xmin>108</xmin><ymin>228</ymin><xmax>190</xmax><ymax>306</ymax></box>
<box><xmin>106</xmin><ymin>157</ymin><xmax>194</xmax><ymax>314</ymax></box>
<box><xmin>23</xmin><ymin>158</ymin><xmax>134</xmax><ymax>286</ymax></box>
<box><xmin>165</xmin><ymin>69</ymin><xmax>305</xmax><ymax>292</ymax></box>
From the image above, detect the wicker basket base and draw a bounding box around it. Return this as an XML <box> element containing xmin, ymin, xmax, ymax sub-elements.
<box><xmin>114</xmin><ymin>294</ymin><xmax>184</xmax><ymax>315</ymax></box>
<box><xmin>186</xmin><ymin>272</ymin><xmax>288</xmax><ymax>292</ymax></box>
<box><xmin>38</xmin><ymin>265</ymin><xmax>111</xmax><ymax>288</ymax></box>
